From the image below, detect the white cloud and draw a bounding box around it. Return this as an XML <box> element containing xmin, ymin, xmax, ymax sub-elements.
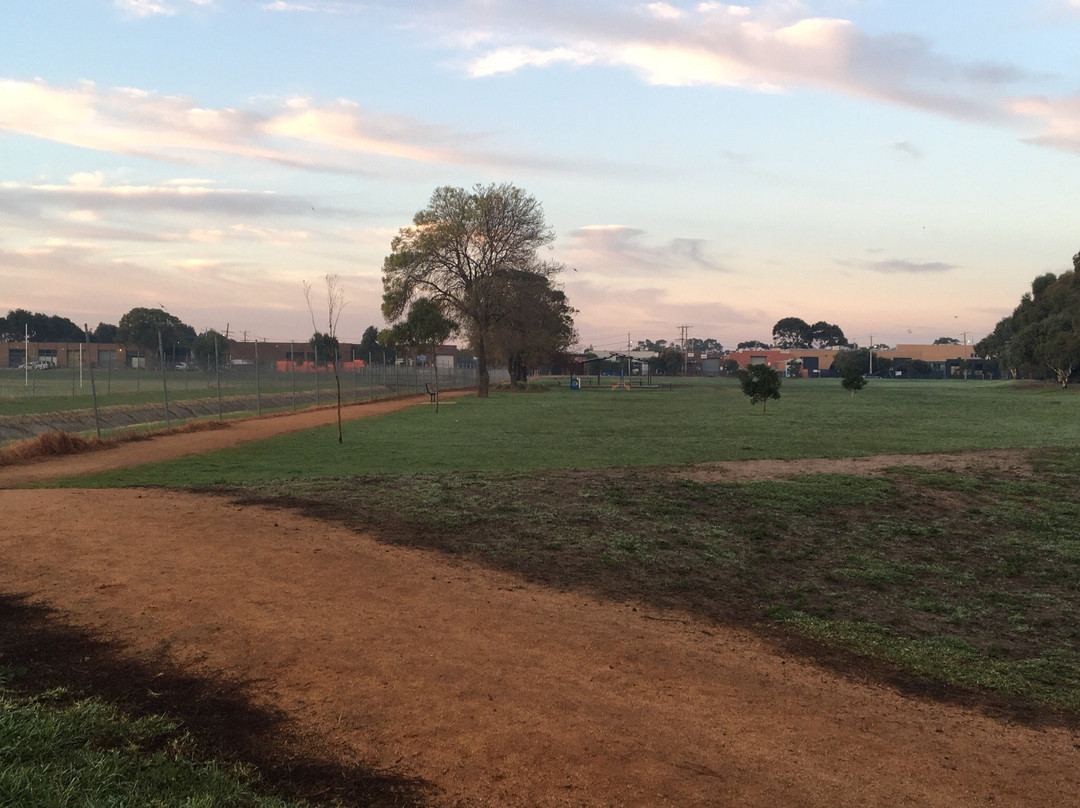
<box><xmin>0</xmin><ymin>78</ymin><xmax>564</xmax><ymax>174</ymax></box>
<box><xmin>645</xmin><ymin>3</ymin><xmax>684</xmax><ymax>21</ymax></box>
<box><xmin>0</xmin><ymin>177</ymin><xmax>316</xmax><ymax>217</ymax></box>
<box><xmin>444</xmin><ymin>2</ymin><xmax>1048</xmax><ymax>134</ymax></box>
<box><xmin>468</xmin><ymin>46</ymin><xmax>595</xmax><ymax>77</ymax></box>
<box><xmin>1010</xmin><ymin>95</ymin><xmax>1080</xmax><ymax>153</ymax></box>
<box><xmin>115</xmin><ymin>0</ymin><xmax>212</xmax><ymax>17</ymax></box>
<box><xmin>115</xmin><ymin>0</ymin><xmax>176</xmax><ymax>17</ymax></box>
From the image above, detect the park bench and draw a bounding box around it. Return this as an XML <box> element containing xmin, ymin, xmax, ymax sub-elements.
<box><xmin>425</xmin><ymin>383</ymin><xmax>439</xmax><ymax>404</ymax></box>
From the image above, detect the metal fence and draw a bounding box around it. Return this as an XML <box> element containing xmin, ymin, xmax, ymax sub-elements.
<box><xmin>0</xmin><ymin>362</ymin><xmax>491</xmax><ymax>443</ymax></box>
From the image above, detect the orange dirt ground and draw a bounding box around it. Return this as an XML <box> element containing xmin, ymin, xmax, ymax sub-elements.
<box><xmin>1</xmin><ymin>397</ymin><xmax>1077</xmax><ymax>807</ymax></box>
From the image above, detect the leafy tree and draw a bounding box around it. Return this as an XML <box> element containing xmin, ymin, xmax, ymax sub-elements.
<box><xmin>386</xmin><ymin>298</ymin><xmax>456</xmax><ymax>410</ymax></box>
<box><xmin>772</xmin><ymin>317</ymin><xmax>812</xmax><ymax>349</ymax></box>
<box><xmin>483</xmin><ymin>271</ymin><xmax>577</xmax><ymax>383</ymax></box>
<box><xmin>901</xmin><ymin>359</ymin><xmax>932</xmax><ymax>377</ymax></box>
<box><xmin>309</xmin><ymin>332</ymin><xmax>340</xmax><ymax>367</ymax></box>
<box><xmin>117</xmin><ymin>308</ymin><xmax>196</xmax><ymax>364</ymax></box>
<box><xmin>358</xmin><ymin>325</ymin><xmax>394</xmax><ymax>364</ymax></box>
<box><xmin>91</xmin><ymin>322</ymin><xmax>119</xmax><ymax>343</ymax></box>
<box><xmin>982</xmin><ymin>262</ymin><xmax>1080</xmax><ymax>387</ymax></box>
<box><xmin>648</xmin><ymin>346</ymin><xmax>683</xmax><ymax>375</ymax></box>
<box><xmin>1</xmin><ymin>309</ymin><xmax>85</xmax><ymax>342</ymax></box>
<box><xmin>686</xmin><ymin>337</ymin><xmax>723</xmax><ymax>354</ymax></box>
<box><xmin>786</xmin><ymin>358</ymin><xmax>803</xmax><ymax>377</ymax></box>
<box><xmin>840</xmin><ymin>366</ymin><xmax>867</xmax><ymax>396</ymax></box>
<box><xmin>736</xmin><ymin>340</ymin><xmax>771</xmax><ymax>351</ymax></box>
<box><xmin>738</xmin><ymin>363</ymin><xmax>782</xmax><ymax>413</ymax></box>
<box><xmin>722</xmin><ymin>358</ymin><xmax>741</xmax><ymax>375</ymax></box>
<box><xmin>831</xmin><ymin>348</ymin><xmax>892</xmax><ymax>377</ymax></box>
<box><xmin>808</xmin><ymin>320</ymin><xmax>848</xmax><ymax>348</ymax></box>
<box><xmin>933</xmin><ymin>336</ymin><xmax>960</xmax><ymax>345</ymax></box>
<box><xmin>382</xmin><ymin>183</ymin><xmax>563</xmax><ymax>398</ymax></box>
<box><xmin>190</xmin><ymin>329</ymin><xmax>228</xmax><ymax>370</ymax></box>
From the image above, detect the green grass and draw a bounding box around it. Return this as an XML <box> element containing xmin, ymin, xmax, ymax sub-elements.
<box><xmin>30</xmin><ymin>379</ymin><xmax>1080</xmax><ymax>718</ymax></box>
<box><xmin>0</xmin><ymin>671</ymin><xmax>306</xmax><ymax>808</ymax></box>
<box><xmin>58</xmin><ymin>379</ymin><xmax>1080</xmax><ymax>487</ymax></box>
<box><xmin>226</xmin><ymin>448</ymin><xmax>1080</xmax><ymax>712</ymax></box>
<box><xmin>0</xmin><ymin>365</ymin><xmax>444</xmax><ymax>418</ymax></box>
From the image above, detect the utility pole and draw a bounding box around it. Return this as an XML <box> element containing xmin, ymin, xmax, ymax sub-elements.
<box><xmin>678</xmin><ymin>324</ymin><xmax>692</xmax><ymax>375</ymax></box>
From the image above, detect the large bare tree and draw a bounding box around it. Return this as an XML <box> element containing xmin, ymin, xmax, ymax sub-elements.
<box><xmin>382</xmin><ymin>183</ymin><xmax>560</xmax><ymax>397</ymax></box>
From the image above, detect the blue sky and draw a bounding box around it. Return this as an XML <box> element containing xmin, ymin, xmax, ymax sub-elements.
<box><xmin>3</xmin><ymin>1</ymin><xmax>1080</xmax><ymax>352</ymax></box>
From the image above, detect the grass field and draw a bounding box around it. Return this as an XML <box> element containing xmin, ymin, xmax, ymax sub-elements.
<box><xmin>11</xmin><ymin>378</ymin><xmax>1080</xmax><ymax>805</ymax></box>
<box><xmin>49</xmin><ymin>379</ymin><xmax>1080</xmax><ymax>716</ymax></box>
<box><xmin>63</xmin><ymin>378</ymin><xmax>1080</xmax><ymax>485</ymax></box>
<box><xmin>0</xmin><ymin>364</ymin><xmax>467</xmax><ymax>419</ymax></box>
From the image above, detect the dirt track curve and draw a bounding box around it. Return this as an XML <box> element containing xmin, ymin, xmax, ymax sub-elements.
<box><xmin>1</xmin><ymin>398</ymin><xmax>1077</xmax><ymax>807</ymax></box>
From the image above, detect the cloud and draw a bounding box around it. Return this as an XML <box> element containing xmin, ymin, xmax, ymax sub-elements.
<box><xmin>568</xmin><ymin>278</ymin><xmax>761</xmax><ymax>348</ymax></box>
<box><xmin>0</xmin><ymin>177</ymin><xmax>318</xmax><ymax>217</ymax></box>
<box><xmin>1010</xmin><ymin>95</ymin><xmax>1080</xmax><ymax>153</ymax></box>
<box><xmin>858</xmin><ymin>258</ymin><xmax>958</xmax><ymax>274</ymax></box>
<box><xmin>115</xmin><ymin>0</ymin><xmax>212</xmax><ymax>18</ymax></box>
<box><xmin>431</xmin><ymin>2</ymin><xmax>1051</xmax><ymax>132</ymax></box>
<box><xmin>0</xmin><ymin>78</ymin><xmax>562</xmax><ymax>175</ymax></box>
<box><xmin>564</xmin><ymin>225</ymin><xmax>729</xmax><ymax>275</ymax></box>
<box><xmin>261</xmin><ymin>1</ymin><xmax>351</xmax><ymax>12</ymax></box>
<box><xmin>888</xmin><ymin>140</ymin><xmax>923</xmax><ymax>159</ymax></box>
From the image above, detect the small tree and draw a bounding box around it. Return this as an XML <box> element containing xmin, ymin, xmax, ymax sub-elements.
<box><xmin>738</xmin><ymin>364</ymin><xmax>782</xmax><ymax>413</ymax></box>
<box><xmin>840</xmin><ymin>366</ymin><xmax>867</xmax><ymax>397</ymax></box>
<box><xmin>786</xmin><ymin>358</ymin><xmax>803</xmax><ymax>377</ymax></box>
<box><xmin>304</xmin><ymin>275</ymin><xmax>346</xmax><ymax>443</ymax></box>
<box><xmin>308</xmin><ymin>331</ymin><xmax>339</xmax><ymax>366</ymax></box>
<box><xmin>388</xmin><ymin>299</ymin><xmax>456</xmax><ymax>412</ymax></box>
<box><xmin>191</xmin><ymin>329</ymin><xmax>228</xmax><ymax>370</ymax></box>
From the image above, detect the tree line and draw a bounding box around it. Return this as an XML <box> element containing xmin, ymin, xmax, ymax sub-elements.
<box><xmin>976</xmin><ymin>251</ymin><xmax>1080</xmax><ymax>387</ymax></box>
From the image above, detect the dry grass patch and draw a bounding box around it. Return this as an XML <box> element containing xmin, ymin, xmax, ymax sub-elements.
<box><xmin>0</xmin><ymin>421</ymin><xmax>231</xmax><ymax>467</ymax></box>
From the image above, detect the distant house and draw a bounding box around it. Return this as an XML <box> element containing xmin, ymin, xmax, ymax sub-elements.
<box><xmin>0</xmin><ymin>341</ymin><xmax>136</xmax><ymax>370</ymax></box>
<box><xmin>720</xmin><ymin>344</ymin><xmax>980</xmax><ymax>378</ymax></box>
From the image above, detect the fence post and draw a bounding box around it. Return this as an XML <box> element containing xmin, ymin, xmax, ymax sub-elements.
<box><xmin>215</xmin><ymin>337</ymin><xmax>222</xmax><ymax>420</ymax></box>
<box><xmin>85</xmin><ymin>324</ymin><xmax>101</xmax><ymax>438</ymax></box>
<box><xmin>255</xmin><ymin>339</ymin><xmax>262</xmax><ymax>416</ymax></box>
<box><xmin>158</xmin><ymin>330</ymin><xmax>170</xmax><ymax>429</ymax></box>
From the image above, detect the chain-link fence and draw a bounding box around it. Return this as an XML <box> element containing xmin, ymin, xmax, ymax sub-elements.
<box><xmin>0</xmin><ymin>361</ymin><xmax>490</xmax><ymax>443</ymax></box>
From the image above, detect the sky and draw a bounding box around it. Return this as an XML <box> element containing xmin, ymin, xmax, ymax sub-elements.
<box><xmin>3</xmin><ymin>1</ymin><xmax>1080</xmax><ymax>353</ymax></box>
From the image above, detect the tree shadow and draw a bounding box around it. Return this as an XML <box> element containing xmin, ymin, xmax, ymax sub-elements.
<box><xmin>0</xmin><ymin>592</ymin><xmax>439</xmax><ymax>808</ymax></box>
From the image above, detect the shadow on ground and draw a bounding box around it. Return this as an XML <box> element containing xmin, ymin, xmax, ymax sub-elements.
<box><xmin>0</xmin><ymin>592</ymin><xmax>439</xmax><ymax>808</ymax></box>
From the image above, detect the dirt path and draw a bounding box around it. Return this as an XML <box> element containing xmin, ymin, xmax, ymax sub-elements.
<box><xmin>2</xmin><ymin>486</ymin><xmax>1078</xmax><ymax>807</ymax></box>
<box><xmin>1</xmin><ymin>403</ymin><xmax>1077</xmax><ymax>805</ymax></box>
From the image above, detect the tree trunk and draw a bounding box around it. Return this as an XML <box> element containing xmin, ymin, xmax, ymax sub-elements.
<box><xmin>334</xmin><ymin>347</ymin><xmax>343</xmax><ymax>443</ymax></box>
